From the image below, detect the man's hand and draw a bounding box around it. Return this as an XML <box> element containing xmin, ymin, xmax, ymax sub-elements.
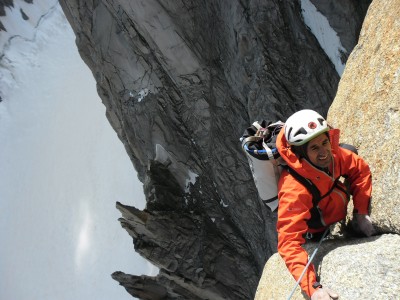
<box><xmin>354</xmin><ymin>214</ymin><xmax>375</xmax><ymax>237</ymax></box>
<box><xmin>311</xmin><ymin>287</ymin><xmax>339</xmax><ymax>300</ymax></box>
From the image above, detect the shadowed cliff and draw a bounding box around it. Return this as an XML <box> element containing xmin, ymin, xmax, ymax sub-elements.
<box><xmin>58</xmin><ymin>0</ymin><xmax>372</xmax><ymax>299</ymax></box>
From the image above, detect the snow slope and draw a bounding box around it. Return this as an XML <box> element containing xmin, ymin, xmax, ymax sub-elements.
<box><xmin>301</xmin><ymin>0</ymin><xmax>346</xmax><ymax>76</ymax></box>
<box><xmin>0</xmin><ymin>3</ymin><xmax>154</xmax><ymax>300</ymax></box>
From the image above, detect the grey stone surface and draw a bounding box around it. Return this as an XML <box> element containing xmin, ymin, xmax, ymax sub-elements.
<box><xmin>310</xmin><ymin>0</ymin><xmax>372</xmax><ymax>59</ymax></box>
<box><xmin>255</xmin><ymin>234</ymin><xmax>400</xmax><ymax>300</ymax></box>
<box><xmin>58</xmin><ymin>0</ymin><xmax>369</xmax><ymax>299</ymax></box>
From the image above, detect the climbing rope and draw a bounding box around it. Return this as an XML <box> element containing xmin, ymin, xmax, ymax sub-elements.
<box><xmin>287</xmin><ymin>227</ymin><xmax>330</xmax><ymax>300</ymax></box>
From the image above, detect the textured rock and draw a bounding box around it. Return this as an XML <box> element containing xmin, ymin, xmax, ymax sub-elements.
<box><xmin>114</xmin><ymin>200</ymin><xmax>259</xmax><ymax>300</ymax></box>
<box><xmin>328</xmin><ymin>0</ymin><xmax>400</xmax><ymax>234</ymax></box>
<box><xmin>255</xmin><ymin>250</ymin><xmax>305</xmax><ymax>300</ymax></box>
<box><xmin>310</xmin><ymin>0</ymin><xmax>372</xmax><ymax>60</ymax></box>
<box><xmin>255</xmin><ymin>234</ymin><xmax>400</xmax><ymax>300</ymax></box>
<box><xmin>58</xmin><ymin>0</ymin><xmax>370</xmax><ymax>298</ymax></box>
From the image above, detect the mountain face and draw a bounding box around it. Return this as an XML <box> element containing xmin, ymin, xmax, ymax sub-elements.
<box><xmin>58</xmin><ymin>0</ymin><xmax>371</xmax><ymax>299</ymax></box>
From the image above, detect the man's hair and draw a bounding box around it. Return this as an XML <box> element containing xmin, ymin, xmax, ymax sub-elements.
<box><xmin>291</xmin><ymin>143</ymin><xmax>308</xmax><ymax>159</ymax></box>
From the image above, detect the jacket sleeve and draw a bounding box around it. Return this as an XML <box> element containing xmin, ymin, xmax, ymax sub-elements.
<box><xmin>277</xmin><ymin>171</ymin><xmax>319</xmax><ymax>297</ymax></box>
<box><xmin>340</xmin><ymin>148</ymin><xmax>372</xmax><ymax>214</ymax></box>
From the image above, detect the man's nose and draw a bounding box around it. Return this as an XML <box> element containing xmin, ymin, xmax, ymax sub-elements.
<box><xmin>318</xmin><ymin>147</ymin><xmax>327</xmax><ymax>156</ymax></box>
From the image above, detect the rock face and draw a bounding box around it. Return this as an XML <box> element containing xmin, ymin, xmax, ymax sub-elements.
<box><xmin>328</xmin><ymin>0</ymin><xmax>400</xmax><ymax>234</ymax></box>
<box><xmin>255</xmin><ymin>234</ymin><xmax>400</xmax><ymax>300</ymax></box>
<box><xmin>256</xmin><ymin>0</ymin><xmax>400</xmax><ymax>299</ymax></box>
<box><xmin>58</xmin><ymin>0</ymin><xmax>371</xmax><ymax>299</ymax></box>
<box><xmin>309</xmin><ymin>0</ymin><xmax>371</xmax><ymax>63</ymax></box>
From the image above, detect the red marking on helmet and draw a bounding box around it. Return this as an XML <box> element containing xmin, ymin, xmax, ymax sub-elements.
<box><xmin>308</xmin><ymin>122</ymin><xmax>317</xmax><ymax>129</ymax></box>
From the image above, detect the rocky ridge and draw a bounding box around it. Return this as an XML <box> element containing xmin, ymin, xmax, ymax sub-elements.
<box><xmin>58</xmin><ymin>0</ymin><xmax>373</xmax><ymax>299</ymax></box>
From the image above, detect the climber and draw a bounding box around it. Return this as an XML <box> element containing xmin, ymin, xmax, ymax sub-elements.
<box><xmin>276</xmin><ymin>109</ymin><xmax>374</xmax><ymax>299</ymax></box>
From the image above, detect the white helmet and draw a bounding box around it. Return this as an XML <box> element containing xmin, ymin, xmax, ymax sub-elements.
<box><xmin>284</xmin><ymin>109</ymin><xmax>329</xmax><ymax>146</ymax></box>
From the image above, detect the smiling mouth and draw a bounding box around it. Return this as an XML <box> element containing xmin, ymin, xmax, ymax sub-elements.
<box><xmin>318</xmin><ymin>154</ymin><xmax>329</xmax><ymax>160</ymax></box>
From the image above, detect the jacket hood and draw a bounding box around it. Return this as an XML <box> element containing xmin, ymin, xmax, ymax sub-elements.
<box><xmin>276</xmin><ymin>127</ymin><xmax>341</xmax><ymax>179</ymax></box>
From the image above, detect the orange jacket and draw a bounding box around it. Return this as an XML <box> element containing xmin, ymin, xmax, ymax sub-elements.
<box><xmin>276</xmin><ymin>128</ymin><xmax>372</xmax><ymax>297</ymax></box>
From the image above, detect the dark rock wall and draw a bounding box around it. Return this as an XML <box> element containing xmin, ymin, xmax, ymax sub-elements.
<box><xmin>310</xmin><ymin>0</ymin><xmax>372</xmax><ymax>62</ymax></box>
<box><xmin>59</xmin><ymin>0</ymin><xmax>369</xmax><ymax>298</ymax></box>
<box><xmin>0</xmin><ymin>0</ymin><xmax>15</xmax><ymax>30</ymax></box>
<box><xmin>0</xmin><ymin>0</ymin><xmax>14</xmax><ymax>16</ymax></box>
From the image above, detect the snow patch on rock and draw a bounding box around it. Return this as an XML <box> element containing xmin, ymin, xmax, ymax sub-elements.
<box><xmin>155</xmin><ymin>143</ymin><xmax>198</xmax><ymax>193</ymax></box>
<box><xmin>301</xmin><ymin>0</ymin><xmax>346</xmax><ymax>76</ymax></box>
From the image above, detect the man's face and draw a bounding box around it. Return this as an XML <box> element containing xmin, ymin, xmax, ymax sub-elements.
<box><xmin>306</xmin><ymin>133</ymin><xmax>332</xmax><ymax>168</ymax></box>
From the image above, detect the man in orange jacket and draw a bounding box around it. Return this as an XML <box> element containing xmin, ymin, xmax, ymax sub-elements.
<box><xmin>276</xmin><ymin>109</ymin><xmax>374</xmax><ymax>299</ymax></box>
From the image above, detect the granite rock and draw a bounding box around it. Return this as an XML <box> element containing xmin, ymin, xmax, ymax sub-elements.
<box><xmin>255</xmin><ymin>234</ymin><xmax>400</xmax><ymax>300</ymax></box>
<box><xmin>328</xmin><ymin>0</ymin><xmax>400</xmax><ymax>234</ymax></box>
